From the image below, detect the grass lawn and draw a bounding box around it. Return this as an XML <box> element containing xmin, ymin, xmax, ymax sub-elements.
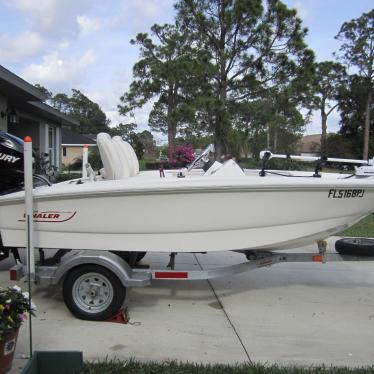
<box><xmin>82</xmin><ymin>360</ymin><xmax>374</xmax><ymax>374</ymax></box>
<box><xmin>338</xmin><ymin>214</ymin><xmax>374</xmax><ymax>238</ymax></box>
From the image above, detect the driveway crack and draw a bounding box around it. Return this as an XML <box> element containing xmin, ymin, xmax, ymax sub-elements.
<box><xmin>193</xmin><ymin>254</ymin><xmax>253</xmax><ymax>364</ymax></box>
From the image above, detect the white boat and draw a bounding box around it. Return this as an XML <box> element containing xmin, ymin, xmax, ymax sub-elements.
<box><xmin>0</xmin><ymin>131</ymin><xmax>374</xmax><ymax>254</ymax></box>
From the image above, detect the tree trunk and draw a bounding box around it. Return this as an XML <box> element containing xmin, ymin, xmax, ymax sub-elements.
<box><xmin>214</xmin><ymin>101</ymin><xmax>228</xmax><ymax>159</ymax></box>
<box><xmin>321</xmin><ymin>108</ymin><xmax>327</xmax><ymax>156</ymax></box>
<box><xmin>214</xmin><ymin>4</ymin><xmax>228</xmax><ymax>161</ymax></box>
<box><xmin>251</xmin><ymin>127</ymin><xmax>259</xmax><ymax>159</ymax></box>
<box><xmin>214</xmin><ymin>139</ymin><xmax>224</xmax><ymax>160</ymax></box>
<box><xmin>363</xmin><ymin>90</ymin><xmax>372</xmax><ymax>160</ymax></box>
<box><xmin>166</xmin><ymin>85</ymin><xmax>176</xmax><ymax>160</ymax></box>
<box><xmin>214</xmin><ymin>110</ymin><xmax>226</xmax><ymax>159</ymax></box>
<box><xmin>167</xmin><ymin>122</ymin><xmax>176</xmax><ymax>160</ymax></box>
<box><xmin>273</xmin><ymin>127</ymin><xmax>278</xmax><ymax>153</ymax></box>
<box><xmin>266</xmin><ymin>123</ymin><xmax>270</xmax><ymax>149</ymax></box>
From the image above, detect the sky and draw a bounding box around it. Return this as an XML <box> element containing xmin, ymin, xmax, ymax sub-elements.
<box><xmin>0</xmin><ymin>0</ymin><xmax>373</xmax><ymax>142</ymax></box>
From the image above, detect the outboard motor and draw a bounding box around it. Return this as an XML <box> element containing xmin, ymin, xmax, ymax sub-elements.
<box><xmin>0</xmin><ymin>131</ymin><xmax>24</xmax><ymax>195</ymax></box>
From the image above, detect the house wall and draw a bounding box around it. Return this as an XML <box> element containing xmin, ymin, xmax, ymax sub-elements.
<box><xmin>0</xmin><ymin>95</ymin><xmax>62</xmax><ymax>168</ymax></box>
<box><xmin>39</xmin><ymin>122</ymin><xmax>48</xmax><ymax>156</ymax></box>
<box><xmin>62</xmin><ymin>145</ymin><xmax>97</xmax><ymax>167</ymax></box>
<box><xmin>9</xmin><ymin>120</ymin><xmax>61</xmax><ymax>169</ymax></box>
<box><xmin>10</xmin><ymin>120</ymin><xmax>40</xmax><ymax>150</ymax></box>
<box><xmin>62</xmin><ymin>146</ymin><xmax>84</xmax><ymax>166</ymax></box>
<box><xmin>40</xmin><ymin>123</ymin><xmax>61</xmax><ymax>168</ymax></box>
<box><xmin>56</xmin><ymin>126</ymin><xmax>61</xmax><ymax>167</ymax></box>
<box><xmin>0</xmin><ymin>95</ymin><xmax>7</xmax><ymax>132</ymax></box>
<box><xmin>0</xmin><ymin>67</ymin><xmax>71</xmax><ymax>171</ymax></box>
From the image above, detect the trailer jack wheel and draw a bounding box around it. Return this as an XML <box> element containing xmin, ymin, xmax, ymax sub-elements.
<box><xmin>63</xmin><ymin>265</ymin><xmax>126</xmax><ymax>321</ymax></box>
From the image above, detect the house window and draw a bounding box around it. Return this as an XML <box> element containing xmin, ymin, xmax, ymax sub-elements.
<box><xmin>62</xmin><ymin>147</ymin><xmax>66</xmax><ymax>157</ymax></box>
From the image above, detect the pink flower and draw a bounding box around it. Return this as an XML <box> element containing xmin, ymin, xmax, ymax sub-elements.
<box><xmin>19</xmin><ymin>313</ymin><xmax>27</xmax><ymax>322</ymax></box>
<box><xmin>173</xmin><ymin>144</ymin><xmax>195</xmax><ymax>164</ymax></box>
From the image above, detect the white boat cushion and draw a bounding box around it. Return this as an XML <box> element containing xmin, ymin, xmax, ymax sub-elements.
<box><xmin>125</xmin><ymin>141</ymin><xmax>139</xmax><ymax>175</ymax></box>
<box><xmin>97</xmin><ymin>133</ymin><xmax>122</xmax><ymax>180</ymax></box>
<box><xmin>209</xmin><ymin>159</ymin><xmax>245</xmax><ymax>177</ymax></box>
<box><xmin>112</xmin><ymin>136</ymin><xmax>133</xmax><ymax>178</ymax></box>
<box><xmin>120</xmin><ymin>139</ymin><xmax>139</xmax><ymax>176</ymax></box>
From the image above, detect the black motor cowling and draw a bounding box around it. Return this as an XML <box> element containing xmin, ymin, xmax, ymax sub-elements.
<box><xmin>0</xmin><ymin>131</ymin><xmax>24</xmax><ymax>195</ymax></box>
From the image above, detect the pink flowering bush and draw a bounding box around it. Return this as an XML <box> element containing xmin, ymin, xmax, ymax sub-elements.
<box><xmin>0</xmin><ymin>286</ymin><xmax>36</xmax><ymax>341</ymax></box>
<box><xmin>173</xmin><ymin>145</ymin><xmax>195</xmax><ymax>167</ymax></box>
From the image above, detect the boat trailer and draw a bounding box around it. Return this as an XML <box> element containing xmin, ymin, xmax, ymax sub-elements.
<box><xmin>4</xmin><ymin>241</ymin><xmax>374</xmax><ymax>321</ymax></box>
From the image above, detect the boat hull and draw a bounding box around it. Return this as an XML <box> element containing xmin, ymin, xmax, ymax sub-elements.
<box><xmin>0</xmin><ymin>181</ymin><xmax>373</xmax><ymax>252</ymax></box>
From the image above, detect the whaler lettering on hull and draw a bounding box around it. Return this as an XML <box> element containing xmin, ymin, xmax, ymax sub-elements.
<box><xmin>0</xmin><ymin>153</ymin><xmax>20</xmax><ymax>164</ymax></box>
<box><xmin>18</xmin><ymin>211</ymin><xmax>76</xmax><ymax>223</ymax></box>
<box><xmin>328</xmin><ymin>189</ymin><xmax>365</xmax><ymax>198</ymax></box>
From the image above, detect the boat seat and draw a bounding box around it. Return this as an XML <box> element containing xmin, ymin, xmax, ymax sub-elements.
<box><xmin>112</xmin><ymin>136</ymin><xmax>139</xmax><ymax>176</ymax></box>
<box><xmin>97</xmin><ymin>133</ymin><xmax>123</xmax><ymax>180</ymax></box>
<box><xmin>97</xmin><ymin>133</ymin><xmax>139</xmax><ymax>179</ymax></box>
<box><xmin>127</xmin><ymin>141</ymin><xmax>140</xmax><ymax>175</ymax></box>
<box><xmin>112</xmin><ymin>136</ymin><xmax>133</xmax><ymax>178</ymax></box>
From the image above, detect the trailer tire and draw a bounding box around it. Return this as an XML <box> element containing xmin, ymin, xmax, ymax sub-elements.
<box><xmin>63</xmin><ymin>265</ymin><xmax>126</xmax><ymax>321</ymax></box>
<box><xmin>335</xmin><ymin>238</ymin><xmax>374</xmax><ymax>257</ymax></box>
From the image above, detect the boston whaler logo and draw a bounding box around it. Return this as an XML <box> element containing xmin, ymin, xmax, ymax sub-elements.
<box><xmin>0</xmin><ymin>152</ymin><xmax>20</xmax><ymax>164</ymax></box>
<box><xmin>328</xmin><ymin>189</ymin><xmax>365</xmax><ymax>199</ymax></box>
<box><xmin>19</xmin><ymin>211</ymin><xmax>76</xmax><ymax>223</ymax></box>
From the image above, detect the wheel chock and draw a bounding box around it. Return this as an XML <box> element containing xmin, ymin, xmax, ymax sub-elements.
<box><xmin>106</xmin><ymin>308</ymin><xmax>129</xmax><ymax>324</ymax></box>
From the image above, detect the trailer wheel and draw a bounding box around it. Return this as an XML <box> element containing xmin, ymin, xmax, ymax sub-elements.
<box><xmin>335</xmin><ymin>238</ymin><xmax>374</xmax><ymax>257</ymax></box>
<box><xmin>63</xmin><ymin>265</ymin><xmax>126</xmax><ymax>321</ymax></box>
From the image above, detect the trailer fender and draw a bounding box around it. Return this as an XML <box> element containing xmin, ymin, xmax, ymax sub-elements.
<box><xmin>51</xmin><ymin>250</ymin><xmax>151</xmax><ymax>287</ymax></box>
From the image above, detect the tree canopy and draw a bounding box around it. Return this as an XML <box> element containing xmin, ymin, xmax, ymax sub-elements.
<box><xmin>335</xmin><ymin>9</ymin><xmax>374</xmax><ymax>159</ymax></box>
<box><xmin>337</xmin><ymin>74</ymin><xmax>374</xmax><ymax>157</ymax></box>
<box><xmin>116</xmin><ymin>2</ymin><xmax>373</xmax><ymax>161</ymax></box>
<box><xmin>118</xmin><ymin>23</ymin><xmax>207</xmax><ymax>158</ymax></box>
<box><xmin>34</xmin><ymin>85</ymin><xmax>110</xmax><ymax>135</ymax></box>
<box><xmin>310</xmin><ymin>61</ymin><xmax>346</xmax><ymax>155</ymax></box>
<box><xmin>51</xmin><ymin>89</ymin><xmax>110</xmax><ymax>134</ymax></box>
<box><xmin>119</xmin><ymin>0</ymin><xmax>314</xmax><ymax>158</ymax></box>
<box><xmin>174</xmin><ymin>0</ymin><xmax>314</xmax><ymax>156</ymax></box>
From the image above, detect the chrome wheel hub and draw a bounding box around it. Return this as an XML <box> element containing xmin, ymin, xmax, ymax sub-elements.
<box><xmin>72</xmin><ymin>272</ymin><xmax>114</xmax><ymax>314</ymax></box>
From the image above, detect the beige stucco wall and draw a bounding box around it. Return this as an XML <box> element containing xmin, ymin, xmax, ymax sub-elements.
<box><xmin>62</xmin><ymin>146</ymin><xmax>84</xmax><ymax>166</ymax></box>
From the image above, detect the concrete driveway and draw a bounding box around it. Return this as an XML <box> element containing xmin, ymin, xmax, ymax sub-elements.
<box><xmin>2</xmin><ymin>237</ymin><xmax>374</xmax><ymax>372</ymax></box>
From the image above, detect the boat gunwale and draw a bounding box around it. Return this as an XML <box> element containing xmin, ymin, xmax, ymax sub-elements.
<box><xmin>1</xmin><ymin>182</ymin><xmax>374</xmax><ymax>205</ymax></box>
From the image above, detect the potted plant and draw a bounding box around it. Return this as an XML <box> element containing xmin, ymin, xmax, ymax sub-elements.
<box><xmin>0</xmin><ymin>286</ymin><xmax>36</xmax><ymax>374</ymax></box>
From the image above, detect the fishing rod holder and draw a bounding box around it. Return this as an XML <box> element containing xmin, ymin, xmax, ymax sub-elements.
<box><xmin>313</xmin><ymin>156</ymin><xmax>327</xmax><ymax>178</ymax></box>
<box><xmin>259</xmin><ymin>150</ymin><xmax>272</xmax><ymax>177</ymax></box>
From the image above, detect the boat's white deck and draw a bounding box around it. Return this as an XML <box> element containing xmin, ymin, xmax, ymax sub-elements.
<box><xmin>0</xmin><ymin>165</ymin><xmax>371</xmax><ymax>204</ymax></box>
